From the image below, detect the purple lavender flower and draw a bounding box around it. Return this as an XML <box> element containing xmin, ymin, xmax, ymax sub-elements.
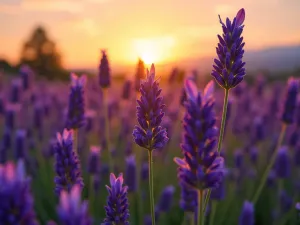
<box><xmin>125</xmin><ymin>155</ymin><xmax>137</xmax><ymax>192</ymax></box>
<box><xmin>19</xmin><ymin>65</ymin><xmax>33</xmax><ymax>91</ymax></box>
<box><xmin>156</xmin><ymin>185</ymin><xmax>175</xmax><ymax>212</ymax></box>
<box><xmin>87</xmin><ymin>146</ymin><xmax>100</xmax><ymax>175</ymax></box>
<box><xmin>234</xmin><ymin>149</ymin><xmax>243</xmax><ymax>169</ymax></box>
<box><xmin>4</xmin><ymin>104</ymin><xmax>17</xmax><ymax>130</ymax></box>
<box><xmin>102</xmin><ymin>173</ymin><xmax>130</xmax><ymax>225</ymax></box>
<box><xmin>10</xmin><ymin>78</ymin><xmax>22</xmax><ymax>103</ymax></box>
<box><xmin>279</xmin><ymin>190</ymin><xmax>292</xmax><ymax>213</ymax></box>
<box><xmin>57</xmin><ymin>184</ymin><xmax>92</xmax><ymax>225</ymax></box>
<box><xmin>54</xmin><ymin>129</ymin><xmax>84</xmax><ymax>195</ymax></box>
<box><xmin>14</xmin><ymin>129</ymin><xmax>27</xmax><ymax>160</ymax></box>
<box><xmin>0</xmin><ymin>160</ymin><xmax>38</xmax><ymax>224</ymax></box>
<box><xmin>134</xmin><ymin>58</ymin><xmax>146</xmax><ymax>92</ymax></box>
<box><xmin>281</xmin><ymin>77</ymin><xmax>299</xmax><ymax>124</ymax></box>
<box><xmin>239</xmin><ymin>201</ymin><xmax>254</xmax><ymax>225</ymax></box>
<box><xmin>133</xmin><ymin>64</ymin><xmax>169</xmax><ymax>151</ymax></box>
<box><xmin>65</xmin><ymin>73</ymin><xmax>86</xmax><ymax>130</ymax></box>
<box><xmin>249</xmin><ymin>147</ymin><xmax>258</xmax><ymax>165</ymax></box>
<box><xmin>141</xmin><ymin>161</ymin><xmax>149</xmax><ymax>181</ymax></box>
<box><xmin>99</xmin><ymin>50</ymin><xmax>111</xmax><ymax>88</ymax></box>
<box><xmin>179</xmin><ymin>183</ymin><xmax>197</xmax><ymax>212</ymax></box>
<box><xmin>2</xmin><ymin>127</ymin><xmax>11</xmax><ymax>150</ymax></box>
<box><xmin>289</xmin><ymin>128</ymin><xmax>299</xmax><ymax>147</ymax></box>
<box><xmin>122</xmin><ymin>80</ymin><xmax>132</xmax><ymax>100</ymax></box>
<box><xmin>211</xmin><ymin>8</ymin><xmax>246</xmax><ymax>89</ymax></box>
<box><xmin>211</xmin><ymin>179</ymin><xmax>225</xmax><ymax>200</ymax></box>
<box><xmin>174</xmin><ymin>79</ymin><xmax>224</xmax><ymax>190</ymax></box>
<box><xmin>275</xmin><ymin>146</ymin><xmax>291</xmax><ymax>179</ymax></box>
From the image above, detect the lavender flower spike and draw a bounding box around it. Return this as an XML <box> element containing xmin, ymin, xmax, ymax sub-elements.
<box><xmin>99</xmin><ymin>50</ymin><xmax>111</xmax><ymax>88</ymax></box>
<box><xmin>211</xmin><ymin>8</ymin><xmax>246</xmax><ymax>89</ymax></box>
<box><xmin>174</xmin><ymin>79</ymin><xmax>224</xmax><ymax>190</ymax></box>
<box><xmin>66</xmin><ymin>73</ymin><xmax>86</xmax><ymax>130</ymax></box>
<box><xmin>133</xmin><ymin>64</ymin><xmax>169</xmax><ymax>151</ymax></box>
<box><xmin>102</xmin><ymin>173</ymin><xmax>130</xmax><ymax>225</ymax></box>
<box><xmin>57</xmin><ymin>184</ymin><xmax>92</xmax><ymax>225</ymax></box>
<box><xmin>281</xmin><ymin>77</ymin><xmax>299</xmax><ymax>124</ymax></box>
<box><xmin>239</xmin><ymin>201</ymin><xmax>254</xmax><ymax>225</ymax></box>
<box><xmin>54</xmin><ymin>129</ymin><xmax>84</xmax><ymax>195</ymax></box>
<box><xmin>0</xmin><ymin>160</ymin><xmax>38</xmax><ymax>224</ymax></box>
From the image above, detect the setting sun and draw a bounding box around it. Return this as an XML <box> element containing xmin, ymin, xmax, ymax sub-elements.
<box><xmin>132</xmin><ymin>37</ymin><xmax>176</xmax><ymax>65</ymax></box>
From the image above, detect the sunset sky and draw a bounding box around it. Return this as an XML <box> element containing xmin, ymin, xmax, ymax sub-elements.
<box><xmin>0</xmin><ymin>0</ymin><xmax>299</xmax><ymax>69</ymax></box>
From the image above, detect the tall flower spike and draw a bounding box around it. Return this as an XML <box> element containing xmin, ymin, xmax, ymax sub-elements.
<box><xmin>0</xmin><ymin>160</ymin><xmax>38</xmax><ymax>224</ymax></box>
<box><xmin>54</xmin><ymin>129</ymin><xmax>84</xmax><ymax>195</ymax></box>
<box><xmin>275</xmin><ymin>146</ymin><xmax>291</xmax><ymax>179</ymax></box>
<box><xmin>125</xmin><ymin>155</ymin><xmax>137</xmax><ymax>192</ymax></box>
<box><xmin>281</xmin><ymin>77</ymin><xmax>299</xmax><ymax>124</ymax></box>
<box><xmin>156</xmin><ymin>185</ymin><xmax>175</xmax><ymax>212</ymax></box>
<box><xmin>211</xmin><ymin>8</ymin><xmax>246</xmax><ymax>89</ymax></box>
<box><xmin>102</xmin><ymin>173</ymin><xmax>130</xmax><ymax>225</ymax></box>
<box><xmin>174</xmin><ymin>79</ymin><xmax>224</xmax><ymax>190</ymax></box>
<box><xmin>66</xmin><ymin>73</ymin><xmax>86</xmax><ymax>130</ymax></box>
<box><xmin>134</xmin><ymin>58</ymin><xmax>146</xmax><ymax>92</ymax></box>
<box><xmin>239</xmin><ymin>201</ymin><xmax>254</xmax><ymax>225</ymax></box>
<box><xmin>133</xmin><ymin>64</ymin><xmax>169</xmax><ymax>150</ymax></box>
<box><xmin>99</xmin><ymin>50</ymin><xmax>111</xmax><ymax>88</ymax></box>
<box><xmin>57</xmin><ymin>184</ymin><xmax>92</xmax><ymax>225</ymax></box>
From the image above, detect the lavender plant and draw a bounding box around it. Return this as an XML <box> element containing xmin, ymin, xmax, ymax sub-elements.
<box><xmin>102</xmin><ymin>173</ymin><xmax>130</xmax><ymax>225</ymax></box>
<box><xmin>99</xmin><ymin>50</ymin><xmax>113</xmax><ymax>172</ymax></box>
<box><xmin>205</xmin><ymin>7</ymin><xmax>246</xmax><ymax>212</ymax></box>
<box><xmin>66</xmin><ymin>73</ymin><xmax>86</xmax><ymax>154</ymax></box>
<box><xmin>174</xmin><ymin>79</ymin><xmax>224</xmax><ymax>225</ymax></box>
<box><xmin>133</xmin><ymin>64</ymin><xmax>168</xmax><ymax>225</ymax></box>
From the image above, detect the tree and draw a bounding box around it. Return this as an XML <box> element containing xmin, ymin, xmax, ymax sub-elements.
<box><xmin>19</xmin><ymin>26</ymin><xmax>65</xmax><ymax>80</ymax></box>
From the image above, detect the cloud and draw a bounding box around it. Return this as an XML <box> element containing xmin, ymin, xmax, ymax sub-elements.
<box><xmin>72</xmin><ymin>18</ymin><xmax>101</xmax><ymax>37</ymax></box>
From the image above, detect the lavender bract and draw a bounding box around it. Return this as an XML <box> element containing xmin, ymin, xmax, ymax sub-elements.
<box><xmin>54</xmin><ymin>129</ymin><xmax>84</xmax><ymax>195</ymax></box>
<box><xmin>102</xmin><ymin>173</ymin><xmax>130</xmax><ymax>225</ymax></box>
<box><xmin>239</xmin><ymin>201</ymin><xmax>254</xmax><ymax>225</ymax></box>
<box><xmin>133</xmin><ymin>64</ymin><xmax>168</xmax><ymax>151</ymax></box>
<box><xmin>99</xmin><ymin>50</ymin><xmax>111</xmax><ymax>89</ymax></box>
<box><xmin>87</xmin><ymin>146</ymin><xmax>100</xmax><ymax>175</ymax></box>
<box><xmin>281</xmin><ymin>77</ymin><xmax>299</xmax><ymax>124</ymax></box>
<box><xmin>57</xmin><ymin>184</ymin><xmax>92</xmax><ymax>225</ymax></box>
<box><xmin>65</xmin><ymin>73</ymin><xmax>86</xmax><ymax>130</ymax></box>
<box><xmin>174</xmin><ymin>79</ymin><xmax>224</xmax><ymax>190</ymax></box>
<box><xmin>0</xmin><ymin>160</ymin><xmax>38</xmax><ymax>225</ymax></box>
<box><xmin>125</xmin><ymin>155</ymin><xmax>137</xmax><ymax>192</ymax></box>
<box><xmin>211</xmin><ymin>8</ymin><xmax>246</xmax><ymax>90</ymax></box>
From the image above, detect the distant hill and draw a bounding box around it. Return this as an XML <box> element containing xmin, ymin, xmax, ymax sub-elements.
<box><xmin>70</xmin><ymin>44</ymin><xmax>300</xmax><ymax>76</ymax></box>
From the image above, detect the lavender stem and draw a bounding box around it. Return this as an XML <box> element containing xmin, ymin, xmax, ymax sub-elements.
<box><xmin>252</xmin><ymin>123</ymin><xmax>287</xmax><ymax>204</ymax></box>
<box><xmin>103</xmin><ymin>89</ymin><xmax>113</xmax><ymax>172</ymax></box>
<box><xmin>198</xmin><ymin>189</ymin><xmax>204</xmax><ymax>225</ymax></box>
<box><xmin>148</xmin><ymin>150</ymin><xmax>155</xmax><ymax>225</ymax></box>
<box><xmin>203</xmin><ymin>88</ymin><xmax>229</xmax><ymax>212</ymax></box>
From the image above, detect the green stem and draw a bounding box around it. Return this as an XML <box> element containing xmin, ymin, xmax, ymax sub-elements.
<box><xmin>203</xmin><ymin>88</ymin><xmax>229</xmax><ymax>212</ymax></box>
<box><xmin>189</xmin><ymin>213</ymin><xmax>195</xmax><ymax>225</ymax></box>
<box><xmin>103</xmin><ymin>89</ymin><xmax>113</xmax><ymax>172</ymax></box>
<box><xmin>73</xmin><ymin>128</ymin><xmax>78</xmax><ymax>154</ymax></box>
<box><xmin>198</xmin><ymin>190</ymin><xmax>204</xmax><ymax>225</ymax></box>
<box><xmin>252</xmin><ymin>123</ymin><xmax>287</xmax><ymax>204</ymax></box>
<box><xmin>209</xmin><ymin>201</ymin><xmax>217</xmax><ymax>225</ymax></box>
<box><xmin>148</xmin><ymin>150</ymin><xmax>156</xmax><ymax>225</ymax></box>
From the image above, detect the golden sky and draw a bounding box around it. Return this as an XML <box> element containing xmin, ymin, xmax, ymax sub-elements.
<box><xmin>0</xmin><ymin>0</ymin><xmax>299</xmax><ymax>69</ymax></box>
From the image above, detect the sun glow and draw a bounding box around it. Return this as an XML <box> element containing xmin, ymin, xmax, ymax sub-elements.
<box><xmin>132</xmin><ymin>37</ymin><xmax>176</xmax><ymax>65</ymax></box>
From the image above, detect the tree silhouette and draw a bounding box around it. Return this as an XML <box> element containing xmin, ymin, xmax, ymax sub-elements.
<box><xmin>19</xmin><ymin>26</ymin><xmax>65</xmax><ymax>80</ymax></box>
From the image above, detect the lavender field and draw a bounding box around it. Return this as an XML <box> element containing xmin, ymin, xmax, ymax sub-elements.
<box><xmin>0</xmin><ymin>6</ymin><xmax>300</xmax><ymax>225</ymax></box>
